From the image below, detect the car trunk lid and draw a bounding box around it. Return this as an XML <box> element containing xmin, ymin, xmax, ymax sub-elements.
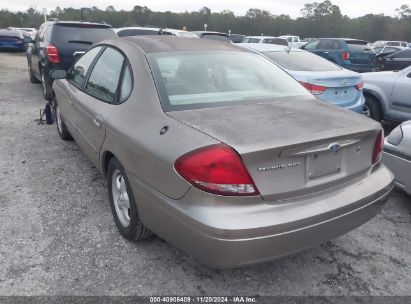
<box><xmin>169</xmin><ymin>99</ymin><xmax>380</xmax><ymax>202</ymax></box>
<box><xmin>292</xmin><ymin>70</ymin><xmax>362</xmax><ymax>107</ymax></box>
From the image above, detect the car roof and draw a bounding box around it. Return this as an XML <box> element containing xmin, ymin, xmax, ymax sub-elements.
<box><xmin>116</xmin><ymin>26</ymin><xmax>160</xmax><ymax>31</ymax></box>
<box><xmin>245</xmin><ymin>36</ymin><xmax>283</xmax><ymax>39</ymax></box>
<box><xmin>238</xmin><ymin>43</ymin><xmax>299</xmax><ymax>52</ymax></box>
<box><xmin>46</xmin><ymin>21</ymin><xmax>112</xmax><ymax>28</ymax></box>
<box><xmin>192</xmin><ymin>31</ymin><xmax>228</xmax><ymax>36</ymax></box>
<box><xmin>121</xmin><ymin>36</ymin><xmax>245</xmax><ymax>54</ymax></box>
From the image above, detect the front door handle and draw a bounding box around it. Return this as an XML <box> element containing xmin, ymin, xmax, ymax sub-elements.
<box><xmin>93</xmin><ymin>115</ymin><xmax>104</xmax><ymax>128</ymax></box>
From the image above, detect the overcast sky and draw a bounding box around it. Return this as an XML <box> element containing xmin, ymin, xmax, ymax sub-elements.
<box><xmin>1</xmin><ymin>0</ymin><xmax>406</xmax><ymax>18</ymax></box>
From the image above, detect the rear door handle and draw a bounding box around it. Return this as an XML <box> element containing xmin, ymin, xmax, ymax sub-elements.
<box><xmin>93</xmin><ymin>115</ymin><xmax>104</xmax><ymax>128</ymax></box>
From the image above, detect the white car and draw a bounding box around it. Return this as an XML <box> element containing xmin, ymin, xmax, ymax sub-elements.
<box><xmin>7</xmin><ymin>27</ymin><xmax>37</xmax><ymax>39</ymax></box>
<box><xmin>373</xmin><ymin>40</ymin><xmax>408</xmax><ymax>49</ymax></box>
<box><xmin>242</xmin><ymin>36</ymin><xmax>288</xmax><ymax>46</ymax></box>
<box><xmin>161</xmin><ymin>28</ymin><xmax>198</xmax><ymax>38</ymax></box>
<box><xmin>279</xmin><ymin>35</ymin><xmax>304</xmax><ymax>48</ymax></box>
<box><xmin>383</xmin><ymin>121</ymin><xmax>411</xmax><ymax>195</ymax></box>
<box><xmin>115</xmin><ymin>26</ymin><xmax>161</xmax><ymax>37</ymax></box>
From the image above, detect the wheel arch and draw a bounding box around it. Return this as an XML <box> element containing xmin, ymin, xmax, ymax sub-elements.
<box><xmin>102</xmin><ymin>150</ymin><xmax>116</xmax><ymax>178</ymax></box>
<box><xmin>363</xmin><ymin>89</ymin><xmax>386</xmax><ymax>118</ymax></box>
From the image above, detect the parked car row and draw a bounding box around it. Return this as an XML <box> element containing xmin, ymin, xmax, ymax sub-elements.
<box><xmin>238</xmin><ymin>43</ymin><xmax>365</xmax><ymax>113</ymax></box>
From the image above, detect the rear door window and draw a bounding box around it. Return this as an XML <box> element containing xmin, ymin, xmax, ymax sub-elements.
<box><xmin>303</xmin><ymin>40</ymin><xmax>319</xmax><ymax>50</ymax></box>
<box><xmin>53</xmin><ymin>25</ymin><xmax>116</xmax><ymax>47</ymax></box>
<box><xmin>317</xmin><ymin>39</ymin><xmax>342</xmax><ymax>50</ymax></box>
<box><xmin>263</xmin><ymin>38</ymin><xmax>288</xmax><ymax>46</ymax></box>
<box><xmin>392</xmin><ymin>49</ymin><xmax>411</xmax><ymax>59</ymax></box>
<box><xmin>68</xmin><ymin>46</ymin><xmax>103</xmax><ymax>88</ymax></box>
<box><xmin>85</xmin><ymin>47</ymin><xmax>125</xmax><ymax>103</ymax></box>
<box><xmin>119</xmin><ymin>65</ymin><xmax>133</xmax><ymax>101</ymax></box>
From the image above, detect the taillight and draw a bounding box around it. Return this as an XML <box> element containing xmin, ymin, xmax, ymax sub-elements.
<box><xmin>299</xmin><ymin>81</ymin><xmax>327</xmax><ymax>95</ymax></box>
<box><xmin>46</xmin><ymin>45</ymin><xmax>60</xmax><ymax>64</ymax></box>
<box><xmin>372</xmin><ymin>129</ymin><xmax>384</xmax><ymax>165</ymax></box>
<box><xmin>175</xmin><ymin>144</ymin><xmax>259</xmax><ymax>196</ymax></box>
<box><xmin>355</xmin><ymin>81</ymin><xmax>364</xmax><ymax>91</ymax></box>
<box><xmin>341</xmin><ymin>52</ymin><xmax>350</xmax><ymax>60</ymax></box>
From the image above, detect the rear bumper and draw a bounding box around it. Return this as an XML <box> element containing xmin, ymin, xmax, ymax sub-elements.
<box><xmin>0</xmin><ymin>43</ymin><xmax>25</xmax><ymax>51</ymax></box>
<box><xmin>131</xmin><ymin>164</ymin><xmax>393</xmax><ymax>269</ymax></box>
<box><xmin>342</xmin><ymin>64</ymin><xmax>375</xmax><ymax>73</ymax></box>
<box><xmin>344</xmin><ymin>93</ymin><xmax>365</xmax><ymax>113</ymax></box>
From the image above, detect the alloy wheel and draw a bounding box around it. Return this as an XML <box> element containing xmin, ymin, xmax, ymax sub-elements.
<box><xmin>362</xmin><ymin>105</ymin><xmax>371</xmax><ymax>117</ymax></box>
<box><xmin>111</xmin><ymin>169</ymin><xmax>131</xmax><ymax>227</ymax></box>
<box><xmin>56</xmin><ymin>105</ymin><xmax>62</xmax><ymax>133</ymax></box>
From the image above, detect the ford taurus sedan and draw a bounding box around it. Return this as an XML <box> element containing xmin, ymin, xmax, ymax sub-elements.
<box><xmin>51</xmin><ymin>36</ymin><xmax>394</xmax><ymax>268</ymax></box>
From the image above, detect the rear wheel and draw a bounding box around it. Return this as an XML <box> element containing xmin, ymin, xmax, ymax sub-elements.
<box><xmin>108</xmin><ymin>158</ymin><xmax>152</xmax><ymax>241</ymax></box>
<box><xmin>40</xmin><ymin>68</ymin><xmax>54</xmax><ymax>100</ymax></box>
<box><xmin>55</xmin><ymin>100</ymin><xmax>72</xmax><ymax>140</ymax></box>
<box><xmin>364</xmin><ymin>96</ymin><xmax>383</xmax><ymax>122</ymax></box>
<box><xmin>28</xmin><ymin>61</ymin><xmax>40</xmax><ymax>83</ymax></box>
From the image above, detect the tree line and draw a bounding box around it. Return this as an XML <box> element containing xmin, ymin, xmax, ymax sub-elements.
<box><xmin>1</xmin><ymin>1</ymin><xmax>411</xmax><ymax>41</ymax></box>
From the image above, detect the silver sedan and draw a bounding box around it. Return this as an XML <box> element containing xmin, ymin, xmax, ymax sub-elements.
<box><xmin>383</xmin><ymin>121</ymin><xmax>411</xmax><ymax>195</ymax></box>
<box><xmin>50</xmin><ymin>36</ymin><xmax>393</xmax><ymax>268</ymax></box>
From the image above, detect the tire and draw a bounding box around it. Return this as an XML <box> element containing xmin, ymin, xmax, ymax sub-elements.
<box><xmin>364</xmin><ymin>95</ymin><xmax>383</xmax><ymax>122</ymax></box>
<box><xmin>40</xmin><ymin>68</ymin><xmax>54</xmax><ymax>100</ymax></box>
<box><xmin>55</xmin><ymin>100</ymin><xmax>73</xmax><ymax>140</ymax></box>
<box><xmin>28</xmin><ymin>60</ymin><xmax>40</xmax><ymax>83</ymax></box>
<box><xmin>108</xmin><ymin>158</ymin><xmax>152</xmax><ymax>241</ymax></box>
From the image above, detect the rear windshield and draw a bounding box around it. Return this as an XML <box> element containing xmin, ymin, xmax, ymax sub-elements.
<box><xmin>54</xmin><ymin>25</ymin><xmax>116</xmax><ymax>46</ymax></box>
<box><xmin>147</xmin><ymin>51</ymin><xmax>311</xmax><ymax>111</ymax></box>
<box><xmin>262</xmin><ymin>38</ymin><xmax>288</xmax><ymax>46</ymax></box>
<box><xmin>201</xmin><ymin>34</ymin><xmax>230</xmax><ymax>42</ymax></box>
<box><xmin>345</xmin><ymin>40</ymin><xmax>368</xmax><ymax>45</ymax></box>
<box><xmin>243</xmin><ymin>38</ymin><xmax>261</xmax><ymax>43</ymax></box>
<box><xmin>347</xmin><ymin>44</ymin><xmax>373</xmax><ymax>52</ymax></box>
<box><xmin>117</xmin><ymin>29</ymin><xmax>159</xmax><ymax>37</ymax></box>
<box><xmin>263</xmin><ymin>51</ymin><xmax>341</xmax><ymax>71</ymax></box>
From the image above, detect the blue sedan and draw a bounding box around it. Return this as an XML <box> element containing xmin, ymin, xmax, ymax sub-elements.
<box><xmin>238</xmin><ymin>43</ymin><xmax>365</xmax><ymax>113</ymax></box>
<box><xmin>0</xmin><ymin>29</ymin><xmax>25</xmax><ymax>52</ymax></box>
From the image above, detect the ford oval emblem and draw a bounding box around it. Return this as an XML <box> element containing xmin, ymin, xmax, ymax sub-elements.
<box><xmin>329</xmin><ymin>143</ymin><xmax>342</xmax><ymax>155</ymax></box>
<box><xmin>341</xmin><ymin>79</ymin><xmax>348</xmax><ymax>86</ymax></box>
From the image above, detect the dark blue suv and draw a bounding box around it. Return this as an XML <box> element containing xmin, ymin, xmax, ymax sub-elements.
<box><xmin>302</xmin><ymin>38</ymin><xmax>376</xmax><ymax>73</ymax></box>
<box><xmin>26</xmin><ymin>20</ymin><xmax>117</xmax><ymax>100</ymax></box>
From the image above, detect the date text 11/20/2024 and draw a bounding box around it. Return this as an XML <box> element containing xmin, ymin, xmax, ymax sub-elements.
<box><xmin>149</xmin><ymin>296</ymin><xmax>257</xmax><ymax>303</ymax></box>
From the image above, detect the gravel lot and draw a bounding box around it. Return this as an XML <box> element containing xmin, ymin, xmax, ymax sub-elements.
<box><xmin>0</xmin><ymin>52</ymin><xmax>410</xmax><ymax>297</ymax></box>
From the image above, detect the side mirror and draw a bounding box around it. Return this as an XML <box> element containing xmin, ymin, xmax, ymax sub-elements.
<box><xmin>23</xmin><ymin>36</ymin><xmax>33</xmax><ymax>43</ymax></box>
<box><xmin>73</xmin><ymin>51</ymin><xmax>85</xmax><ymax>59</ymax></box>
<box><xmin>50</xmin><ymin>69</ymin><xmax>67</xmax><ymax>79</ymax></box>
